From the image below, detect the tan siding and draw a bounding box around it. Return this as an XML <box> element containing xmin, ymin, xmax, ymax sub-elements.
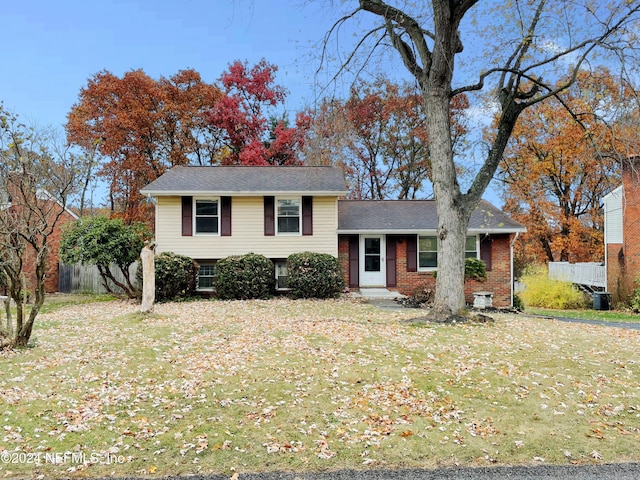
<box><xmin>154</xmin><ymin>196</ymin><xmax>339</xmax><ymax>259</ymax></box>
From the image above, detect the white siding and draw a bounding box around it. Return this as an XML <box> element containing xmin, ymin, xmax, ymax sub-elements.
<box><xmin>154</xmin><ymin>196</ymin><xmax>339</xmax><ymax>259</ymax></box>
<box><xmin>604</xmin><ymin>186</ymin><xmax>623</xmax><ymax>244</ymax></box>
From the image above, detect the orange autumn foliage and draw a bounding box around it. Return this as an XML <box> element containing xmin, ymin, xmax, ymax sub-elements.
<box><xmin>66</xmin><ymin>69</ymin><xmax>222</xmax><ymax>224</ymax></box>
<box><xmin>499</xmin><ymin>68</ymin><xmax>636</xmax><ymax>269</ymax></box>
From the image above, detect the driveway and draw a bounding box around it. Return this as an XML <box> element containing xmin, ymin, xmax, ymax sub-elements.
<box><xmin>527</xmin><ymin>314</ymin><xmax>640</xmax><ymax>330</ymax></box>
<box><xmin>129</xmin><ymin>462</ymin><xmax>640</xmax><ymax>479</ymax></box>
<box><xmin>365</xmin><ymin>297</ymin><xmax>640</xmax><ymax>330</ymax></box>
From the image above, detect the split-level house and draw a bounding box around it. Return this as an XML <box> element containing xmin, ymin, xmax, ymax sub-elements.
<box><xmin>141</xmin><ymin>165</ymin><xmax>525</xmax><ymax>307</ymax></box>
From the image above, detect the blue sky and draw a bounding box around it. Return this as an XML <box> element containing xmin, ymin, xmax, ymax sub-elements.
<box><xmin>2</xmin><ymin>0</ymin><xmax>506</xmax><ymax>204</ymax></box>
<box><xmin>1</xmin><ymin>0</ymin><xmax>349</xmax><ymax>127</ymax></box>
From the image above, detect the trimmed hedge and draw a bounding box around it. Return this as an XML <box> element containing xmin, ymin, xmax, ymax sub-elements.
<box><xmin>214</xmin><ymin>253</ymin><xmax>275</xmax><ymax>300</ymax></box>
<box><xmin>287</xmin><ymin>252</ymin><xmax>344</xmax><ymax>299</ymax></box>
<box><xmin>155</xmin><ymin>252</ymin><xmax>198</xmax><ymax>302</ymax></box>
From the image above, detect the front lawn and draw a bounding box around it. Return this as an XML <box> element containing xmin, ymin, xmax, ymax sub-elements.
<box><xmin>1</xmin><ymin>297</ymin><xmax>639</xmax><ymax>478</ymax></box>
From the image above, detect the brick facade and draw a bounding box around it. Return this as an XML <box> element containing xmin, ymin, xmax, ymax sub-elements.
<box><xmin>8</xmin><ymin>202</ymin><xmax>76</xmax><ymax>295</ymax></box>
<box><xmin>339</xmin><ymin>233</ymin><xmax>514</xmax><ymax>307</ymax></box>
<box><xmin>607</xmin><ymin>157</ymin><xmax>640</xmax><ymax>304</ymax></box>
<box><xmin>606</xmin><ymin>243</ymin><xmax>631</xmax><ymax>305</ymax></box>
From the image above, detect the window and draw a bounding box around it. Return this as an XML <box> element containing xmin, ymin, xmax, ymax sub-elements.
<box><xmin>275</xmin><ymin>262</ymin><xmax>289</xmax><ymax>290</ymax></box>
<box><xmin>465</xmin><ymin>236</ymin><xmax>478</xmax><ymax>259</ymax></box>
<box><xmin>197</xmin><ymin>263</ymin><xmax>215</xmax><ymax>291</ymax></box>
<box><xmin>276</xmin><ymin>198</ymin><xmax>300</xmax><ymax>234</ymax></box>
<box><xmin>364</xmin><ymin>237</ymin><xmax>382</xmax><ymax>272</ymax></box>
<box><xmin>418</xmin><ymin>235</ymin><xmax>478</xmax><ymax>270</ymax></box>
<box><xmin>194</xmin><ymin>199</ymin><xmax>219</xmax><ymax>234</ymax></box>
<box><xmin>418</xmin><ymin>236</ymin><xmax>438</xmax><ymax>269</ymax></box>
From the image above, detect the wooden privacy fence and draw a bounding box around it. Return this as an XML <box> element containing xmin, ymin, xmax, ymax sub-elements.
<box><xmin>58</xmin><ymin>263</ymin><xmax>139</xmax><ymax>294</ymax></box>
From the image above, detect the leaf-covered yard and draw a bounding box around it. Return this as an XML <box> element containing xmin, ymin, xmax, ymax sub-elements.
<box><xmin>1</xmin><ymin>297</ymin><xmax>639</xmax><ymax>478</ymax></box>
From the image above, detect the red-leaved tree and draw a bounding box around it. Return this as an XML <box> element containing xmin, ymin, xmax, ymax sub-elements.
<box><xmin>303</xmin><ymin>77</ymin><xmax>468</xmax><ymax>199</ymax></box>
<box><xmin>205</xmin><ymin>59</ymin><xmax>309</xmax><ymax>165</ymax></box>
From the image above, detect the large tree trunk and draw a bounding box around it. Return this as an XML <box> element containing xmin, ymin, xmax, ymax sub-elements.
<box><xmin>424</xmin><ymin>2</ymin><xmax>474</xmax><ymax>318</ymax></box>
<box><xmin>433</xmin><ymin>199</ymin><xmax>470</xmax><ymax>316</ymax></box>
<box><xmin>426</xmin><ymin>88</ymin><xmax>473</xmax><ymax>317</ymax></box>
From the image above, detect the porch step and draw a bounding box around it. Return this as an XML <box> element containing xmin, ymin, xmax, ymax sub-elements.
<box><xmin>357</xmin><ymin>288</ymin><xmax>405</xmax><ymax>300</ymax></box>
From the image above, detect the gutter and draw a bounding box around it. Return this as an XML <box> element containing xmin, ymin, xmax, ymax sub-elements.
<box><xmin>336</xmin><ymin>228</ymin><xmax>526</xmax><ymax>235</ymax></box>
<box><xmin>139</xmin><ymin>190</ymin><xmax>347</xmax><ymax>197</ymax></box>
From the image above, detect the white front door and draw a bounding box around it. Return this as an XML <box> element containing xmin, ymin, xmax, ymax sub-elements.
<box><xmin>360</xmin><ymin>235</ymin><xmax>386</xmax><ymax>287</ymax></box>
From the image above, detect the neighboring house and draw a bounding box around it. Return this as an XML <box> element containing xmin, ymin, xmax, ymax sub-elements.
<box><xmin>141</xmin><ymin>165</ymin><xmax>525</xmax><ymax>307</ymax></box>
<box><xmin>0</xmin><ymin>188</ymin><xmax>78</xmax><ymax>294</ymax></box>
<box><xmin>604</xmin><ymin>156</ymin><xmax>640</xmax><ymax>304</ymax></box>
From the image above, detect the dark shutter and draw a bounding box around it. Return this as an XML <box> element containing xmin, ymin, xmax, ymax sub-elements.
<box><xmin>406</xmin><ymin>235</ymin><xmax>417</xmax><ymax>272</ymax></box>
<box><xmin>181</xmin><ymin>196</ymin><xmax>192</xmax><ymax>236</ymax></box>
<box><xmin>348</xmin><ymin>235</ymin><xmax>359</xmax><ymax>288</ymax></box>
<box><xmin>302</xmin><ymin>196</ymin><xmax>313</xmax><ymax>235</ymax></box>
<box><xmin>480</xmin><ymin>235</ymin><xmax>492</xmax><ymax>271</ymax></box>
<box><xmin>386</xmin><ymin>236</ymin><xmax>397</xmax><ymax>287</ymax></box>
<box><xmin>264</xmin><ymin>196</ymin><xmax>275</xmax><ymax>236</ymax></box>
<box><xmin>221</xmin><ymin>196</ymin><xmax>232</xmax><ymax>236</ymax></box>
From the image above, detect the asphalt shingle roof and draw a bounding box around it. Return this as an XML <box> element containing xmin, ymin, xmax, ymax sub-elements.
<box><xmin>338</xmin><ymin>199</ymin><xmax>525</xmax><ymax>233</ymax></box>
<box><xmin>141</xmin><ymin>166</ymin><xmax>523</xmax><ymax>233</ymax></box>
<box><xmin>140</xmin><ymin>165</ymin><xmax>347</xmax><ymax>195</ymax></box>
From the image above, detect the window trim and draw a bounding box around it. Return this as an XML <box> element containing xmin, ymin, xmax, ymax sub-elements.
<box><xmin>465</xmin><ymin>235</ymin><xmax>479</xmax><ymax>259</ymax></box>
<box><xmin>275</xmin><ymin>196</ymin><xmax>302</xmax><ymax>236</ymax></box>
<box><xmin>196</xmin><ymin>262</ymin><xmax>216</xmax><ymax>292</ymax></box>
<box><xmin>275</xmin><ymin>261</ymin><xmax>290</xmax><ymax>291</ymax></box>
<box><xmin>417</xmin><ymin>235</ymin><xmax>438</xmax><ymax>272</ymax></box>
<box><xmin>417</xmin><ymin>234</ymin><xmax>479</xmax><ymax>272</ymax></box>
<box><xmin>193</xmin><ymin>197</ymin><xmax>220</xmax><ymax>236</ymax></box>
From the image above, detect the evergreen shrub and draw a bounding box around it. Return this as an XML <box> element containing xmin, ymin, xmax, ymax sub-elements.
<box><xmin>214</xmin><ymin>253</ymin><xmax>275</xmax><ymax>300</ymax></box>
<box><xmin>154</xmin><ymin>252</ymin><xmax>197</xmax><ymax>302</ymax></box>
<box><xmin>287</xmin><ymin>252</ymin><xmax>345</xmax><ymax>299</ymax></box>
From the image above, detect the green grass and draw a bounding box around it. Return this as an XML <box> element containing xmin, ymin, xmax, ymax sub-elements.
<box><xmin>0</xmin><ymin>296</ymin><xmax>639</xmax><ymax>478</ymax></box>
<box><xmin>525</xmin><ymin>307</ymin><xmax>640</xmax><ymax>323</ymax></box>
<box><xmin>2</xmin><ymin>292</ymin><xmax>117</xmax><ymax>317</ymax></box>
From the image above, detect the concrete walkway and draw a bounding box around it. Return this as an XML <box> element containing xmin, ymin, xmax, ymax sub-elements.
<box><xmin>354</xmin><ymin>288</ymin><xmax>405</xmax><ymax>300</ymax></box>
<box><xmin>351</xmin><ymin>288</ymin><xmax>408</xmax><ymax>311</ymax></box>
<box><xmin>357</xmin><ymin>292</ymin><xmax>640</xmax><ymax>330</ymax></box>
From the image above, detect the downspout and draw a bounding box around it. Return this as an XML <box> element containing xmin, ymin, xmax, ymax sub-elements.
<box><xmin>604</xmin><ymin>236</ymin><xmax>608</xmax><ymax>296</ymax></box>
<box><xmin>510</xmin><ymin>232</ymin><xmax>520</xmax><ymax>307</ymax></box>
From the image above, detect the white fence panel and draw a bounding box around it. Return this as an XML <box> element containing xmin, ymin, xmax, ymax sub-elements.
<box><xmin>548</xmin><ymin>262</ymin><xmax>606</xmax><ymax>288</ymax></box>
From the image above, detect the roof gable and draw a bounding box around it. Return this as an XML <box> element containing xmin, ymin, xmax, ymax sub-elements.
<box><xmin>141</xmin><ymin>165</ymin><xmax>347</xmax><ymax>196</ymax></box>
<box><xmin>0</xmin><ymin>188</ymin><xmax>79</xmax><ymax>220</ymax></box>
